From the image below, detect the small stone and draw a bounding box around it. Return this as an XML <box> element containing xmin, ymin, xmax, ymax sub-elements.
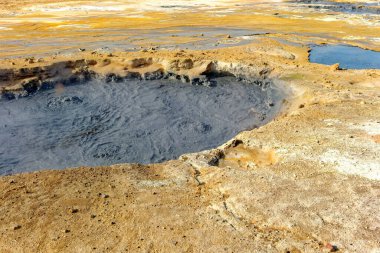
<box><xmin>71</xmin><ymin>208</ymin><xmax>79</xmax><ymax>214</ymax></box>
<box><xmin>91</xmin><ymin>214</ymin><xmax>96</xmax><ymax>219</ymax></box>
<box><xmin>78</xmin><ymin>48</ymin><xmax>86</xmax><ymax>52</ymax></box>
<box><xmin>13</xmin><ymin>225</ymin><xmax>22</xmax><ymax>230</ymax></box>
<box><xmin>330</xmin><ymin>63</ymin><xmax>341</xmax><ymax>71</ymax></box>
<box><xmin>98</xmin><ymin>193</ymin><xmax>109</xmax><ymax>198</ymax></box>
<box><xmin>111</xmin><ymin>221</ymin><xmax>116</xmax><ymax>225</ymax></box>
<box><xmin>299</xmin><ymin>104</ymin><xmax>305</xmax><ymax>108</ymax></box>
<box><xmin>326</xmin><ymin>243</ymin><xmax>339</xmax><ymax>252</ymax></box>
<box><xmin>226</xmin><ymin>34</ymin><xmax>232</xmax><ymax>38</ymax></box>
<box><xmin>64</xmin><ymin>229</ymin><xmax>70</xmax><ymax>233</ymax></box>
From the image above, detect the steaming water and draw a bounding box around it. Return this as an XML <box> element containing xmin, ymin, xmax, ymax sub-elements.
<box><xmin>0</xmin><ymin>77</ymin><xmax>282</xmax><ymax>175</ymax></box>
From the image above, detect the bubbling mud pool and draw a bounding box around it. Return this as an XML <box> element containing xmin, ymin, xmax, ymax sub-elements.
<box><xmin>0</xmin><ymin>77</ymin><xmax>283</xmax><ymax>175</ymax></box>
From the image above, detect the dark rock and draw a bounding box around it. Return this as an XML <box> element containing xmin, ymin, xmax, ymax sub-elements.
<box><xmin>105</xmin><ymin>73</ymin><xmax>123</xmax><ymax>83</ymax></box>
<box><xmin>13</xmin><ymin>225</ymin><xmax>22</xmax><ymax>230</ymax></box>
<box><xmin>22</xmin><ymin>80</ymin><xmax>40</xmax><ymax>94</ymax></box>
<box><xmin>208</xmin><ymin>150</ymin><xmax>225</xmax><ymax>166</ymax></box>
<box><xmin>143</xmin><ymin>69</ymin><xmax>164</xmax><ymax>80</ymax></box>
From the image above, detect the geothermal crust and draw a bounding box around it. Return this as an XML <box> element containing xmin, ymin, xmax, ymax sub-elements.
<box><xmin>0</xmin><ymin>39</ymin><xmax>380</xmax><ymax>252</ymax></box>
<box><xmin>1</xmin><ymin>0</ymin><xmax>380</xmax><ymax>252</ymax></box>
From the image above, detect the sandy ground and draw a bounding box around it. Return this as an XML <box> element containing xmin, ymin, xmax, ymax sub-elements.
<box><xmin>0</xmin><ymin>0</ymin><xmax>380</xmax><ymax>252</ymax></box>
<box><xmin>0</xmin><ymin>0</ymin><xmax>379</xmax><ymax>58</ymax></box>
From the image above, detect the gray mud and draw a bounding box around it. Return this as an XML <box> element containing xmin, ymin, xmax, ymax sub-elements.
<box><xmin>0</xmin><ymin>77</ymin><xmax>282</xmax><ymax>175</ymax></box>
<box><xmin>290</xmin><ymin>0</ymin><xmax>380</xmax><ymax>15</ymax></box>
<box><xmin>0</xmin><ymin>27</ymin><xmax>266</xmax><ymax>59</ymax></box>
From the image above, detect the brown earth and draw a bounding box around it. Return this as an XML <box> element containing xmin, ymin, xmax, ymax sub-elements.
<box><xmin>0</xmin><ymin>0</ymin><xmax>380</xmax><ymax>252</ymax></box>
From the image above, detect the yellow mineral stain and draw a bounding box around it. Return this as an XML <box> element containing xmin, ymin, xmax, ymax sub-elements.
<box><xmin>220</xmin><ymin>144</ymin><xmax>278</xmax><ymax>169</ymax></box>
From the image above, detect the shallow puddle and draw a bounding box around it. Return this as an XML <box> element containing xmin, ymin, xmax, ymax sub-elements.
<box><xmin>0</xmin><ymin>77</ymin><xmax>282</xmax><ymax>175</ymax></box>
<box><xmin>309</xmin><ymin>45</ymin><xmax>380</xmax><ymax>69</ymax></box>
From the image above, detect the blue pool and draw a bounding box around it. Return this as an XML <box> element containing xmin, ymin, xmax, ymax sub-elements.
<box><xmin>309</xmin><ymin>45</ymin><xmax>380</xmax><ymax>69</ymax></box>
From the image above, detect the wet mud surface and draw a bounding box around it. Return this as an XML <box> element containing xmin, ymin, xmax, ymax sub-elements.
<box><xmin>0</xmin><ymin>77</ymin><xmax>282</xmax><ymax>175</ymax></box>
<box><xmin>309</xmin><ymin>44</ymin><xmax>380</xmax><ymax>69</ymax></box>
<box><xmin>0</xmin><ymin>27</ymin><xmax>266</xmax><ymax>59</ymax></box>
<box><xmin>290</xmin><ymin>0</ymin><xmax>380</xmax><ymax>15</ymax></box>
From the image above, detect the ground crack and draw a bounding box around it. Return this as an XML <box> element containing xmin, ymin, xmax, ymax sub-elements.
<box><xmin>222</xmin><ymin>201</ymin><xmax>241</xmax><ymax>231</ymax></box>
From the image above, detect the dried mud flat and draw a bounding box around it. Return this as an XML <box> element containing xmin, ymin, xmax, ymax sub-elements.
<box><xmin>0</xmin><ymin>0</ymin><xmax>380</xmax><ymax>253</ymax></box>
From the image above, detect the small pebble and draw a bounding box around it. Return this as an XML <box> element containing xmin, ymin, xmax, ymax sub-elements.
<box><xmin>326</xmin><ymin>243</ymin><xmax>339</xmax><ymax>252</ymax></box>
<box><xmin>98</xmin><ymin>193</ymin><xmax>109</xmax><ymax>198</ymax></box>
<box><xmin>13</xmin><ymin>225</ymin><xmax>22</xmax><ymax>230</ymax></box>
